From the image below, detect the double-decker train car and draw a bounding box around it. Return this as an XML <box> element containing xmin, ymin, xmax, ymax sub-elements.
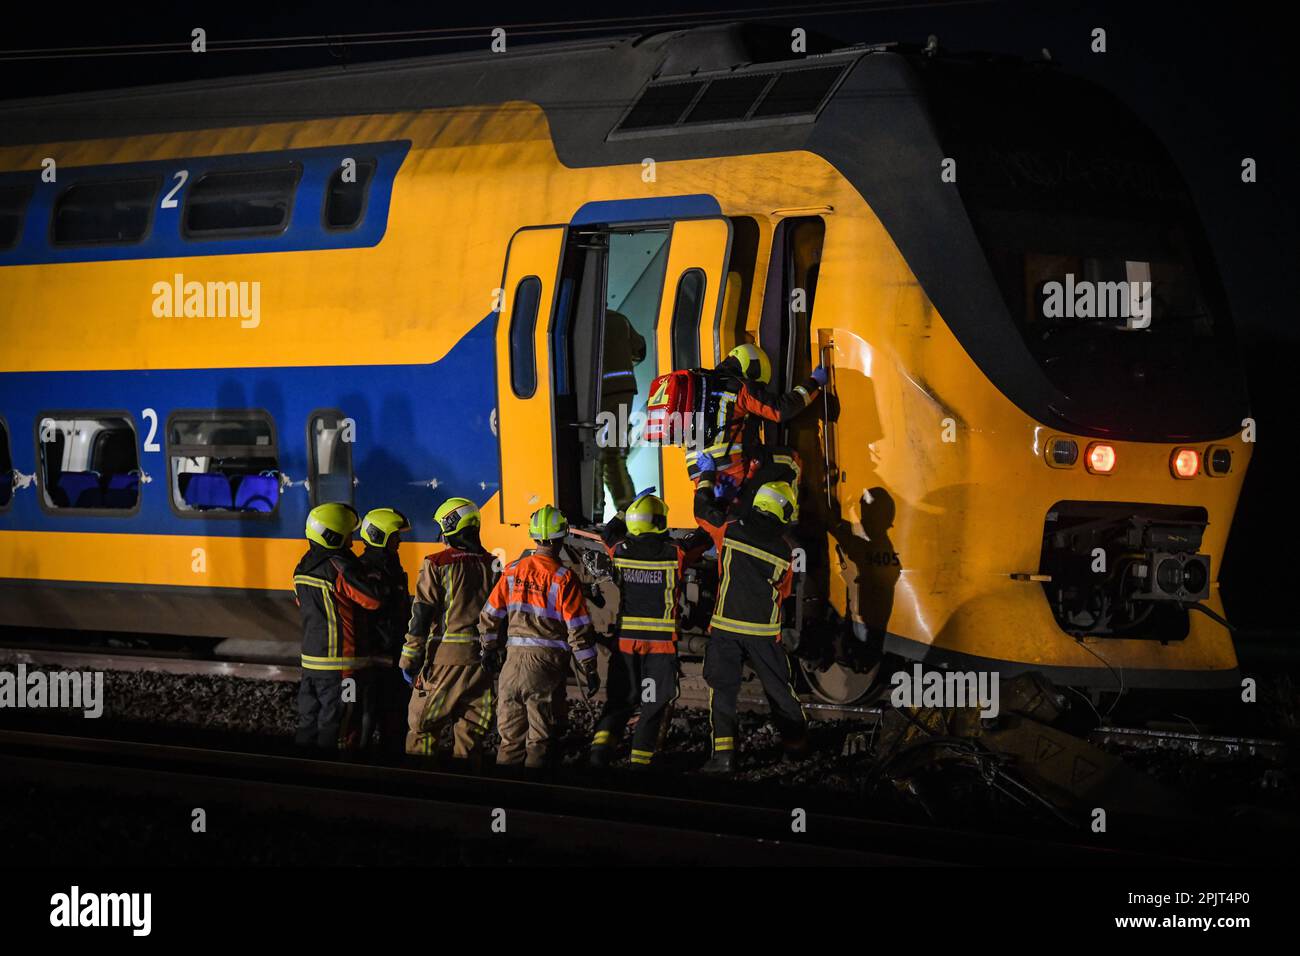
<box><xmin>0</xmin><ymin>23</ymin><xmax>1251</xmax><ymax>698</ymax></box>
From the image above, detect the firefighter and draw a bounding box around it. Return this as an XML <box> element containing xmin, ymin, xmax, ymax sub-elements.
<box><xmin>599</xmin><ymin>309</ymin><xmax>647</xmax><ymax>512</ymax></box>
<box><xmin>693</xmin><ymin>461</ymin><xmax>808</xmax><ymax>773</ymax></box>
<box><xmin>479</xmin><ymin>505</ymin><xmax>599</xmax><ymax>769</ymax></box>
<box><xmin>686</xmin><ymin>343</ymin><xmax>827</xmax><ymax>505</ymax></box>
<box><xmin>402</xmin><ymin>497</ymin><xmax>499</xmax><ymax>761</ymax></box>
<box><xmin>589</xmin><ymin>491</ymin><xmax>711</xmax><ymax>769</ymax></box>
<box><xmin>358</xmin><ymin>507</ymin><xmax>413</xmax><ymax>750</ymax></box>
<box><xmin>293</xmin><ymin>502</ymin><xmax>383</xmax><ymax>751</ymax></box>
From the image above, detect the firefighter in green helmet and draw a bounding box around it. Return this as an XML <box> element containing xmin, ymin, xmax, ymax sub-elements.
<box><xmin>403</xmin><ymin>497</ymin><xmax>499</xmax><ymax>762</ymax></box>
<box><xmin>293</xmin><ymin>502</ymin><xmax>383</xmax><ymax>750</ymax></box>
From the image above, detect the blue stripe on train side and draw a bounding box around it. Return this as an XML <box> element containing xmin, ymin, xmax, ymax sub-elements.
<box><xmin>570</xmin><ymin>194</ymin><xmax>721</xmax><ymax>225</ymax></box>
<box><xmin>0</xmin><ymin>141</ymin><xmax>410</xmax><ymax>266</ymax></box>
<box><xmin>0</xmin><ymin>313</ymin><xmax>499</xmax><ymax>543</ymax></box>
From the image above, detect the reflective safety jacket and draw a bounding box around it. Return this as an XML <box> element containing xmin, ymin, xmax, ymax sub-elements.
<box><xmin>404</xmin><ymin>546</ymin><xmax>499</xmax><ymax>667</ymax></box>
<box><xmin>693</xmin><ymin>487</ymin><xmax>794</xmax><ymax>640</ymax></box>
<box><xmin>359</xmin><ymin>545</ymin><xmax>412</xmax><ymax>657</ymax></box>
<box><xmin>685</xmin><ymin>368</ymin><xmax>821</xmax><ymax>480</ymax></box>
<box><xmin>600</xmin><ymin>516</ymin><xmax>711</xmax><ymax>654</ymax></box>
<box><xmin>293</xmin><ymin>544</ymin><xmax>383</xmax><ymax>671</ymax></box>
<box><xmin>600</xmin><ymin>311</ymin><xmax>648</xmax><ymax>411</ymax></box>
<box><xmin>478</xmin><ymin>551</ymin><xmax>597</xmax><ymax>668</ymax></box>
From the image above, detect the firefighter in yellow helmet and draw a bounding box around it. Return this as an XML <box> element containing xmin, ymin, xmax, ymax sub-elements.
<box><xmin>403</xmin><ymin>497</ymin><xmax>499</xmax><ymax>761</ymax></box>
<box><xmin>693</xmin><ymin>478</ymin><xmax>808</xmax><ymax>773</ymax></box>
<box><xmin>479</xmin><ymin>505</ymin><xmax>599</xmax><ymax>768</ymax></box>
<box><xmin>357</xmin><ymin>507</ymin><xmax>413</xmax><ymax>751</ymax></box>
<box><xmin>688</xmin><ymin>342</ymin><xmax>827</xmax><ymax>506</ymax></box>
<box><xmin>293</xmin><ymin>502</ymin><xmax>383</xmax><ymax>750</ymax></box>
<box><xmin>589</xmin><ymin>489</ymin><xmax>711</xmax><ymax>768</ymax></box>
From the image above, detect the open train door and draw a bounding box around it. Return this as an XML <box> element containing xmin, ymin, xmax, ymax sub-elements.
<box><xmin>494</xmin><ymin>226</ymin><xmax>566</xmax><ymax>525</ymax></box>
<box><xmin>652</xmin><ymin>218</ymin><xmax>733</xmax><ymax>522</ymax></box>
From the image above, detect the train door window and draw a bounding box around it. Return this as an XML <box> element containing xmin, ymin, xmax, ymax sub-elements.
<box><xmin>183</xmin><ymin>165</ymin><xmax>302</xmax><ymax>238</ymax></box>
<box><xmin>509</xmin><ymin>277</ymin><xmax>542</xmax><ymax>397</ymax></box>
<box><xmin>36</xmin><ymin>413</ymin><xmax>140</xmax><ymax>512</ymax></box>
<box><xmin>323</xmin><ymin>159</ymin><xmax>376</xmax><ymax>231</ymax></box>
<box><xmin>167</xmin><ymin>411</ymin><xmax>280</xmax><ymax>516</ymax></box>
<box><xmin>0</xmin><ymin>418</ymin><xmax>12</xmax><ymax>510</ymax></box>
<box><xmin>1</xmin><ymin>184</ymin><xmax>34</xmax><ymax>250</ymax></box>
<box><xmin>51</xmin><ymin>179</ymin><xmax>158</xmax><ymax>246</ymax></box>
<box><xmin>307</xmin><ymin>410</ymin><xmax>354</xmax><ymax>506</ymax></box>
<box><xmin>669</xmin><ymin>268</ymin><xmax>705</xmax><ymax>369</ymax></box>
<box><xmin>552</xmin><ymin>226</ymin><xmax>669</xmax><ymax>524</ymax></box>
<box><xmin>716</xmin><ymin>216</ymin><xmax>761</xmax><ymax>361</ymax></box>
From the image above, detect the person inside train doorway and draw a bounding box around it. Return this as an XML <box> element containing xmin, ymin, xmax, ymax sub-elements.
<box><xmin>356</xmin><ymin>507</ymin><xmax>412</xmax><ymax>751</ymax></box>
<box><xmin>693</xmin><ymin>467</ymin><xmax>808</xmax><ymax>772</ymax></box>
<box><xmin>479</xmin><ymin>505</ymin><xmax>600</xmax><ymax>770</ymax></box>
<box><xmin>589</xmin><ymin>490</ymin><xmax>711</xmax><ymax>769</ymax></box>
<box><xmin>293</xmin><ymin>503</ymin><xmax>383</xmax><ymax>751</ymax></box>
<box><xmin>401</xmin><ymin>497</ymin><xmax>499</xmax><ymax>764</ymax></box>
<box><xmin>599</xmin><ymin>309</ymin><xmax>647</xmax><ymax>513</ymax></box>
<box><xmin>686</xmin><ymin>342</ymin><xmax>827</xmax><ymax>508</ymax></box>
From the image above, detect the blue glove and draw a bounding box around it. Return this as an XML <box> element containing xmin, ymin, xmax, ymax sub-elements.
<box><xmin>811</xmin><ymin>365</ymin><xmax>829</xmax><ymax>387</ymax></box>
<box><xmin>631</xmin><ymin>486</ymin><xmax>657</xmax><ymax>504</ymax></box>
<box><xmin>696</xmin><ymin>453</ymin><xmax>717</xmax><ymax>475</ymax></box>
<box><xmin>400</xmin><ymin>667</ymin><xmax>414</xmax><ymax>685</ymax></box>
<box><xmin>713</xmin><ymin>474</ymin><xmax>736</xmax><ymax>500</ymax></box>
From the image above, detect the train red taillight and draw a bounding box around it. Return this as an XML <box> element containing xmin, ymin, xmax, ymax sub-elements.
<box><xmin>1171</xmin><ymin>448</ymin><xmax>1200</xmax><ymax>479</ymax></box>
<box><xmin>1085</xmin><ymin>443</ymin><xmax>1116</xmax><ymax>474</ymax></box>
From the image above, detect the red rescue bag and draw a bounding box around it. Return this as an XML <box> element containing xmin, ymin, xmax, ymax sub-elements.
<box><xmin>645</xmin><ymin>369</ymin><xmax>699</xmax><ymax>445</ymax></box>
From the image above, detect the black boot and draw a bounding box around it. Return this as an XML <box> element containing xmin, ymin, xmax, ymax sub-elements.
<box><xmin>700</xmin><ymin>751</ymin><xmax>737</xmax><ymax>774</ymax></box>
<box><xmin>588</xmin><ymin>746</ymin><xmax>612</xmax><ymax>768</ymax></box>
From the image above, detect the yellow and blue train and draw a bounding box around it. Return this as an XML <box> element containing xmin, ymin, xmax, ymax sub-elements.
<box><xmin>0</xmin><ymin>24</ymin><xmax>1252</xmax><ymax>696</ymax></box>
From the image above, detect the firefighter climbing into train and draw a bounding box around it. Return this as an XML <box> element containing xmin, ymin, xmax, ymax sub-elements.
<box><xmin>598</xmin><ymin>309</ymin><xmax>648</xmax><ymax>512</ymax></box>
<box><xmin>479</xmin><ymin>505</ymin><xmax>600</xmax><ymax>769</ymax></box>
<box><xmin>665</xmin><ymin>342</ymin><xmax>828</xmax><ymax>509</ymax></box>
<box><xmin>588</xmin><ymin>490</ymin><xmax>712</xmax><ymax>769</ymax></box>
<box><xmin>692</xmin><ymin>467</ymin><xmax>809</xmax><ymax>773</ymax></box>
<box><xmin>292</xmin><ymin>502</ymin><xmax>384</xmax><ymax>751</ymax></box>
<box><xmin>401</xmin><ymin>497</ymin><xmax>499</xmax><ymax>762</ymax></box>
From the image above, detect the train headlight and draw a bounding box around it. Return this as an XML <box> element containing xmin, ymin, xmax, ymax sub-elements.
<box><xmin>1171</xmin><ymin>448</ymin><xmax>1200</xmax><ymax>479</ymax></box>
<box><xmin>1045</xmin><ymin>437</ymin><xmax>1078</xmax><ymax>468</ymax></box>
<box><xmin>1085</xmin><ymin>442</ymin><xmax>1116</xmax><ymax>474</ymax></box>
<box><xmin>1204</xmin><ymin>446</ymin><xmax>1232</xmax><ymax>477</ymax></box>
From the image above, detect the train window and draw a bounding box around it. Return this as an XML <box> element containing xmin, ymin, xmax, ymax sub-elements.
<box><xmin>717</xmin><ymin>216</ymin><xmax>760</xmax><ymax>361</ymax></box>
<box><xmin>509</xmin><ymin>276</ymin><xmax>542</xmax><ymax>398</ymax></box>
<box><xmin>618</xmin><ymin>81</ymin><xmax>705</xmax><ymax>130</ymax></box>
<box><xmin>0</xmin><ymin>418</ymin><xmax>12</xmax><ymax>510</ymax></box>
<box><xmin>1</xmin><ymin>183</ymin><xmax>34</xmax><ymax>250</ymax></box>
<box><xmin>323</xmin><ymin>159</ymin><xmax>376</xmax><ymax>231</ymax></box>
<box><xmin>684</xmin><ymin>75</ymin><xmax>773</xmax><ymax>124</ymax></box>
<box><xmin>183</xmin><ymin>165</ymin><xmax>302</xmax><ymax>238</ymax></box>
<box><xmin>751</xmin><ymin>67</ymin><xmax>844</xmax><ymax>118</ymax></box>
<box><xmin>51</xmin><ymin>180</ymin><xmax>158</xmax><ymax>246</ymax></box>
<box><xmin>167</xmin><ymin>412</ymin><xmax>280</xmax><ymax>516</ymax></box>
<box><xmin>307</xmin><ymin>410</ymin><xmax>354</xmax><ymax>506</ymax></box>
<box><xmin>36</xmin><ymin>413</ymin><xmax>140</xmax><ymax>512</ymax></box>
<box><xmin>670</xmin><ymin>269</ymin><xmax>705</xmax><ymax>369</ymax></box>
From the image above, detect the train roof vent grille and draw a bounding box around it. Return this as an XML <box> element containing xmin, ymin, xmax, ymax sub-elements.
<box><xmin>610</xmin><ymin>61</ymin><xmax>854</xmax><ymax>138</ymax></box>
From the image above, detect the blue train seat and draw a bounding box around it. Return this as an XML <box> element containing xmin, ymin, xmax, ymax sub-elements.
<box><xmin>233</xmin><ymin>473</ymin><xmax>278</xmax><ymax>512</ymax></box>
<box><xmin>57</xmin><ymin>471</ymin><xmax>103</xmax><ymax>508</ymax></box>
<box><xmin>182</xmin><ymin>473</ymin><xmax>233</xmax><ymax>510</ymax></box>
<box><xmin>102</xmin><ymin>472</ymin><xmax>140</xmax><ymax>508</ymax></box>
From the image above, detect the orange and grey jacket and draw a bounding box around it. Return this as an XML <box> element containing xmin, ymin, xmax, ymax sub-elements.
<box><xmin>686</xmin><ymin>364</ymin><xmax>820</xmax><ymax>480</ymax></box>
<box><xmin>293</xmin><ymin>544</ymin><xmax>383</xmax><ymax>671</ymax></box>
<box><xmin>693</xmin><ymin>485</ymin><xmax>794</xmax><ymax>641</ymax></box>
<box><xmin>478</xmin><ymin>551</ymin><xmax>597</xmax><ymax>669</ymax></box>
<box><xmin>601</xmin><ymin>515</ymin><xmax>711</xmax><ymax>654</ymax></box>
<box><xmin>404</xmin><ymin>546</ymin><xmax>499</xmax><ymax>667</ymax></box>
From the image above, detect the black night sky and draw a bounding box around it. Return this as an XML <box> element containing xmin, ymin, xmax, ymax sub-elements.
<box><xmin>1</xmin><ymin>0</ymin><xmax>1295</xmax><ymax>629</ymax></box>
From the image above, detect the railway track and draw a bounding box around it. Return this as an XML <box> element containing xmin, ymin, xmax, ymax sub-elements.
<box><xmin>0</xmin><ymin>726</ymin><xmax>1189</xmax><ymax>866</ymax></box>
